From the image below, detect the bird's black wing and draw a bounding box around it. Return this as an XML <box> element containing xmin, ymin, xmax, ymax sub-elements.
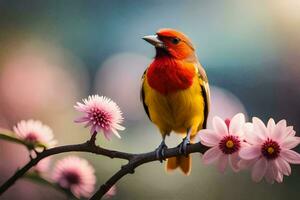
<box><xmin>140</xmin><ymin>69</ymin><xmax>152</xmax><ymax>121</ymax></box>
<box><xmin>196</xmin><ymin>63</ymin><xmax>210</xmax><ymax>129</ymax></box>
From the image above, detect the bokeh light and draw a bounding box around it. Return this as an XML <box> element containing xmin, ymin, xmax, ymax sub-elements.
<box><xmin>207</xmin><ymin>86</ymin><xmax>248</xmax><ymax>129</ymax></box>
<box><xmin>95</xmin><ymin>53</ymin><xmax>150</xmax><ymax>122</ymax></box>
<box><xmin>0</xmin><ymin>38</ymin><xmax>89</xmax><ymax>128</ymax></box>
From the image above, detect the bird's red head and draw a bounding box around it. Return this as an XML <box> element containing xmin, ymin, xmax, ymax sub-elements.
<box><xmin>143</xmin><ymin>28</ymin><xmax>196</xmax><ymax>61</ymax></box>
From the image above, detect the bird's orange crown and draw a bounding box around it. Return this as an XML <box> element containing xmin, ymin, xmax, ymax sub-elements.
<box><xmin>156</xmin><ymin>28</ymin><xmax>195</xmax><ymax>60</ymax></box>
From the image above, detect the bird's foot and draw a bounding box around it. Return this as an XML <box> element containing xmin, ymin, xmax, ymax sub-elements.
<box><xmin>155</xmin><ymin>141</ymin><xmax>168</xmax><ymax>163</ymax></box>
<box><xmin>178</xmin><ymin>136</ymin><xmax>190</xmax><ymax>157</ymax></box>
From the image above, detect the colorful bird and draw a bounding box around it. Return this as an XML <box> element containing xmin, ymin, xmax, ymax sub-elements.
<box><xmin>141</xmin><ymin>28</ymin><xmax>210</xmax><ymax>175</ymax></box>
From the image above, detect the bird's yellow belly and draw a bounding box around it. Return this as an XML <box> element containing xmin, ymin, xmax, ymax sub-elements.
<box><xmin>144</xmin><ymin>77</ymin><xmax>205</xmax><ymax>137</ymax></box>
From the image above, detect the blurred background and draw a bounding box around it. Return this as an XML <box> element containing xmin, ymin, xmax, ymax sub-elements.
<box><xmin>0</xmin><ymin>0</ymin><xmax>299</xmax><ymax>199</ymax></box>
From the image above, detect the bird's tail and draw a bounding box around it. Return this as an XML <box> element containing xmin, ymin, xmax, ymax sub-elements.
<box><xmin>166</xmin><ymin>155</ymin><xmax>191</xmax><ymax>175</ymax></box>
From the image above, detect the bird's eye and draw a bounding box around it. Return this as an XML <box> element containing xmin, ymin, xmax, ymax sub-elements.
<box><xmin>171</xmin><ymin>38</ymin><xmax>180</xmax><ymax>45</ymax></box>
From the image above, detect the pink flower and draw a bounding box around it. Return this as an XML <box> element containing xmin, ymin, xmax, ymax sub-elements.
<box><xmin>103</xmin><ymin>185</ymin><xmax>117</xmax><ymax>199</ymax></box>
<box><xmin>199</xmin><ymin>113</ymin><xmax>247</xmax><ymax>173</ymax></box>
<box><xmin>13</xmin><ymin>119</ymin><xmax>56</xmax><ymax>148</ymax></box>
<box><xmin>52</xmin><ymin>156</ymin><xmax>96</xmax><ymax>198</ymax></box>
<box><xmin>239</xmin><ymin>118</ymin><xmax>300</xmax><ymax>183</ymax></box>
<box><xmin>74</xmin><ymin>95</ymin><xmax>125</xmax><ymax>140</ymax></box>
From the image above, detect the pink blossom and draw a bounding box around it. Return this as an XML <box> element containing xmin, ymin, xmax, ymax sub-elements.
<box><xmin>199</xmin><ymin>113</ymin><xmax>247</xmax><ymax>173</ymax></box>
<box><xmin>74</xmin><ymin>95</ymin><xmax>125</xmax><ymax>140</ymax></box>
<box><xmin>52</xmin><ymin>156</ymin><xmax>96</xmax><ymax>198</ymax></box>
<box><xmin>13</xmin><ymin>119</ymin><xmax>56</xmax><ymax>148</ymax></box>
<box><xmin>239</xmin><ymin>118</ymin><xmax>300</xmax><ymax>183</ymax></box>
<box><xmin>103</xmin><ymin>185</ymin><xmax>117</xmax><ymax>199</ymax></box>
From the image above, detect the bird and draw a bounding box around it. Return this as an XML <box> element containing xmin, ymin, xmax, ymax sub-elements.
<box><xmin>140</xmin><ymin>28</ymin><xmax>210</xmax><ymax>175</ymax></box>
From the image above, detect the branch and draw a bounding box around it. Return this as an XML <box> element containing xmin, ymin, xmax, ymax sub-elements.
<box><xmin>0</xmin><ymin>138</ymin><xmax>134</xmax><ymax>195</ymax></box>
<box><xmin>0</xmin><ymin>135</ymin><xmax>208</xmax><ymax>199</ymax></box>
<box><xmin>90</xmin><ymin>142</ymin><xmax>208</xmax><ymax>200</ymax></box>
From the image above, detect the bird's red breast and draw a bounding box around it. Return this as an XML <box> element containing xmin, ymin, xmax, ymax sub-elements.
<box><xmin>146</xmin><ymin>57</ymin><xmax>195</xmax><ymax>95</ymax></box>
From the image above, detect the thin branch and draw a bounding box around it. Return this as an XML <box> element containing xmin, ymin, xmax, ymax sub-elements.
<box><xmin>0</xmin><ymin>135</ymin><xmax>208</xmax><ymax>199</ymax></box>
<box><xmin>89</xmin><ymin>142</ymin><xmax>209</xmax><ymax>200</ymax></box>
<box><xmin>0</xmin><ymin>138</ymin><xmax>134</xmax><ymax>195</ymax></box>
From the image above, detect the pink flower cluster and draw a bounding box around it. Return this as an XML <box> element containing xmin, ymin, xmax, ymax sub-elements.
<box><xmin>8</xmin><ymin>94</ymin><xmax>123</xmax><ymax>198</ymax></box>
<box><xmin>199</xmin><ymin>113</ymin><xmax>300</xmax><ymax>183</ymax></box>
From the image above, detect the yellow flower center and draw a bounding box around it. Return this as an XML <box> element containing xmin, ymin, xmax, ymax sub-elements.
<box><xmin>226</xmin><ymin>140</ymin><xmax>234</xmax><ymax>148</ymax></box>
<box><xmin>267</xmin><ymin>147</ymin><xmax>275</xmax><ymax>154</ymax></box>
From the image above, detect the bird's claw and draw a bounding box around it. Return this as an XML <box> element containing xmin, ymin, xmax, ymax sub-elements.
<box><xmin>156</xmin><ymin>141</ymin><xmax>167</xmax><ymax>163</ymax></box>
<box><xmin>179</xmin><ymin>137</ymin><xmax>190</xmax><ymax>157</ymax></box>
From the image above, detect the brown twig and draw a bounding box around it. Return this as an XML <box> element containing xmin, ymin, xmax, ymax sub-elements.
<box><xmin>89</xmin><ymin>142</ymin><xmax>208</xmax><ymax>200</ymax></box>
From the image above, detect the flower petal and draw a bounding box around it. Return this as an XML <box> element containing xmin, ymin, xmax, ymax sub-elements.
<box><xmin>289</xmin><ymin>129</ymin><xmax>296</xmax><ymax>137</ymax></box>
<box><xmin>272</xmin><ymin>120</ymin><xmax>287</xmax><ymax>141</ymax></box>
<box><xmin>285</xmin><ymin>126</ymin><xmax>294</xmax><ymax>137</ymax></box>
<box><xmin>217</xmin><ymin>154</ymin><xmax>228</xmax><ymax>173</ymax></box>
<box><xmin>114</xmin><ymin>124</ymin><xmax>125</xmax><ymax>131</ymax></box>
<box><xmin>276</xmin><ymin>171</ymin><xmax>283</xmax><ymax>183</ymax></box>
<box><xmin>280</xmin><ymin>136</ymin><xmax>300</xmax><ymax>149</ymax></box>
<box><xmin>244</xmin><ymin>122</ymin><xmax>253</xmax><ymax>131</ymax></box>
<box><xmin>74</xmin><ymin>116</ymin><xmax>89</xmax><ymax>123</ymax></box>
<box><xmin>213</xmin><ymin>116</ymin><xmax>228</xmax><ymax>136</ymax></box>
<box><xmin>202</xmin><ymin>146</ymin><xmax>222</xmax><ymax>165</ymax></box>
<box><xmin>229</xmin><ymin>152</ymin><xmax>240</xmax><ymax>172</ymax></box>
<box><xmin>239</xmin><ymin>146</ymin><xmax>261</xmax><ymax>160</ymax></box>
<box><xmin>243</xmin><ymin>122</ymin><xmax>263</xmax><ymax>144</ymax></box>
<box><xmin>267</xmin><ymin>118</ymin><xmax>276</xmax><ymax>136</ymax></box>
<box><xmin>253</xmin><ymin>117</ymin><xmax>268</xmax><ymax>140</ymax></box>
<box><xmin>264</xmin><ymin>160</ymin><xmax>278</xmax><ymax>184</ymax></box>
<box><xmin>111</xmin><ymin>129</ymin><xmax>121</xmax><ymax>139</ymax></box>
<box><xmin>241</xmin><ymin>141</ymin><xmax>251</xmax><ymax>148</ymax></box>
<box><xmin>251</xmin><ymin>157</ymin><xmax>268</xmax><ymax>182</ymax></box>
<box><xmin>280</xmin><ymin>149</ymin><xmax>300</xmax><ymax>164</ymax></box>
<box><xmin>229</xmin><ymin>113</ymin><xmax>245</xmax><ymax>136</ymax></box>
<box><xmin>238</xmin><ymin>158</ymin><xmax>257</xmax><ymax>170</ymax></box>
<box><xmin>276</xmin><ymin>157</ymin><xmax>291</xmax><ymax>176</ymax></box>
<box><xmin>265</xmin><ymin>168</ymin><xmax>274</xmax><ymax>184</ymax></box>
<box><xmin>199</xmin><ymin>130</ymin><xmax>221</xmax><ymax>147</ymax></box>
<box><xmin>103</xmin><ymin>131</ymin><xmax>113</xmax><ymax>140</ymax></box>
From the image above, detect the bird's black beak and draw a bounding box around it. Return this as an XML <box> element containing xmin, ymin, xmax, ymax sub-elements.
<box><xmin>142</xmin><ymin>35</ymin><xmax>164</xmax><ymax>48</ymax></box>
